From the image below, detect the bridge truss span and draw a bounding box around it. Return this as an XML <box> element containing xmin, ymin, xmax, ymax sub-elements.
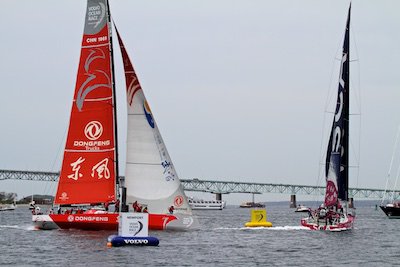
<box><xmin>1</xmin><ymin>170</ymin><xmax>399</xmax><ymax>200</ymax></box>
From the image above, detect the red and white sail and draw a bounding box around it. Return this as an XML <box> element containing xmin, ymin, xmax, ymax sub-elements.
<box><xmin>115</xmin><ymin>27</ymin><xmax>192</xmax><ymax>215</ymax></box>
<box><xmin>55</xmin><ymin>0</ymin><xmax>116</xmax><ymax>205</ymax></box>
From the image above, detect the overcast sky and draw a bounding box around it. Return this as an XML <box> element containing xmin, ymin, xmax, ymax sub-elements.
<box><xmin>1</xmin><ymin>0</ymin><xmax>399</xmax><ymax>203</ymax></box>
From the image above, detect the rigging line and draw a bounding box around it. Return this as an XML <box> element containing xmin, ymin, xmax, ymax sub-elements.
<box><xmin>314</xmin><ymin>99</ymin><xmax>331</xmax><ymax>205</ymax></box>
<box><xmin>350</xmin><ymin>75</ymin><xmax>362</xmax><ymax>117</ymax></box>
<box><xmin>334</xmin><ymin>58</ymin><xmax>358</xmax><ymax>62</ymax></box>
<box><xmin>392</xmin><ymin>158</ymin><xmax>400</xmax><ymax>202</ymax></box>
<box><xmin>348</xmin><ymin>118</ymin><xmax>361</xmax><ymax>168</ymax></box>
<box><xmin>44</xmin><ymin>124</ymin><xmax>69</xmax><ymax>196</ymax></box>
<box><xmin>316</xmin><ymin>49</ymin><xmax>341</xmax><ymax>202</ymax></box>
<box><xmin>324</xmin><ymin>22</ymin><xmax>348</xmax><ymax>113</ymax></box>
<box><xmin>350</xmin><ymin>15</ymin><xmax>362</xmax><ymax>117</ymax></box>
<box><xmin>126</xmin><ymin>162</ymin><xmax>161</xmax><ymax>166</ymax></box>
<box><xmin>382</xmin><ymin>125</ymin><xmax>400</xmax><ymax>204</ymax></box>
<box><xmin>350</xmin><ymin>49</ymin><xmax>362</xmax><ymax>191</ymax></box>
<box><xmin>324</xmin><ymin>56</ymin><xmax>339</xmax><ymax>113</ymax></box>
<box><xmin>355</xmin><ymin>114</ymin><xmax>362</xmax><ymax>189</ymax></box>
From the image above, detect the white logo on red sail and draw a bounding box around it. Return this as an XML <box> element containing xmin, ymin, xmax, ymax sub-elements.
<box><xmin>325</xmin><ymin>181</ymin><xmax>338</xmax><ymax>206</ymax></box>
<box><xmin>59</xmin><ymin>192</ymin><xmax>69</xmax><ymax>201</ymax></box>
<box><xmin>73</xmin><ymin>121</ymin><xmax>110</xmax><ymax>150</ymax></box>
<box><xmin>67</xmin><ymin>157</ymin><xmax>86</xmax><ymax>181</ymax></box>
<box><xmin>68</xmin><ymin>215</ymin><xmax>75</xmax><ymax>222</ymax></box>
<box><xmin>76</xmin><ymin>48</ymin><xmax>112</xmax><ymax>111</ymax></box>
<box><xmin>85</xmin><ymin>121</ymin><xmax>103</xmax><ymax>140</ymax></box>
<box><xmin>91</xmin><ymin>158</ymin><xmax>110</xmax><ymax>179</ymax></box>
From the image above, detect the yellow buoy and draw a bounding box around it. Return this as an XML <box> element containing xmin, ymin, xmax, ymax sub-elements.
<box><xmin>245</xmin><ymin>209</ymin><xmax>272</xmax><ymax>227</ymax></box>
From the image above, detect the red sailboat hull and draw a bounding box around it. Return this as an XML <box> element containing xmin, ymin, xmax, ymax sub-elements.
<box><xmin>300</xmin><ymin>213</ymin><xmax>355</xmax><ymax>231</ymax></box>
<box><xmin>33</xmin><ymin>212</ymin><xmax>197</xmax><ymax>231</ymax></box>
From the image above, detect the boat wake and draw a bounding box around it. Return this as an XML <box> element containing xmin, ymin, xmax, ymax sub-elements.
<box><xmin>264</xmin><ymin>226</ymin><xmax>310</xmax><ymax>231</ymax></box>
<box><xmin>0</xmin><ymin>224</ymin><xmax>36</xmax><ymax>231</ymax></box>
<box><xmin>0</xmin><ymin>225</ymin><xmax>20</xmax><ymax>229</ymax></box>
<box><xmin>215</xmin><ymin>226</ymin><xmax>310</xmax><ymax>231</ymax></box>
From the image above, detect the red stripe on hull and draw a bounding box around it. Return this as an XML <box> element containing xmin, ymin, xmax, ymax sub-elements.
<box><xmin>48</xmin><ymin>213</ymin><xmax>177</xmax><ymax>231</ymax></box>
<box><xmin>300</xmin><ymin>214</ymin><xmax>355</xmax><ymax>231</ymax></box>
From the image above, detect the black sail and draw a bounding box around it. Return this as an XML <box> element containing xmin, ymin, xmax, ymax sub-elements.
<box><xmin>325</xmin><ymin>4</ymin><xmax>350</xmax><ymax>205</ymax></box>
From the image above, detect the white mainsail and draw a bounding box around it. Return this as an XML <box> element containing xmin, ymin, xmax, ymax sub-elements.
<box><xmin>115</xmin><ymin>29</ymin><xmax>192</xmax><ymax>215</ymax></box>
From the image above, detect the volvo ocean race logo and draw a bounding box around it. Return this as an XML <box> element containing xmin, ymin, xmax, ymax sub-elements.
<box><xmin>73</xmin><ymin>121</ymin><xmax>110</xmax><ymax>150</ymax></box>
<box><xmin>87</xmin><ymin>2</ymin><xmax>106</xmax><ymax>29</ymax></box>
<box><xmin>85</xmin><ymin>121</ymin><xmax>103</xmax><ymax>140</ymax></box>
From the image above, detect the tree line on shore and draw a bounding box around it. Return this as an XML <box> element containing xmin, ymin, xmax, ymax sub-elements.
<box><xmin>0</xmin><ymin>192</ymin><xmax>53</xmax><ymax>204</ymax></box>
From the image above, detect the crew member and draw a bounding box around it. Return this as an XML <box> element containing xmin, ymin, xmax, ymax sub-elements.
<box><xmin>168</xmin><ymin>205</ymin><xmax>174</xmax><ymax>214</ymax></box>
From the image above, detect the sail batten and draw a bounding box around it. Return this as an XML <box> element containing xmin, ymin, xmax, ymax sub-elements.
<box><xmin>65</xmin><ymin>148</ymin><xmax>115</xmax><ymax>153</ymax></box>
<box><xmin>82</xmin><ymin>43</ymin><xmax>110</xmax><ymax>49</ymax></box>
<box><xmin>73</xmin><ymin>96</ymin><xmax>114</xmax><ymax>102</ymax></box>
<box><xmin>127</xmin><ymin>162</ymin><xmax>163</xmax><ymax>166</ymax></box>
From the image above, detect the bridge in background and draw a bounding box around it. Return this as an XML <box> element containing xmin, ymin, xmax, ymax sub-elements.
<box><xmin>1</xmin><ymin>169</ymin><xmax>399</xmax><ymax>205</ymax></box>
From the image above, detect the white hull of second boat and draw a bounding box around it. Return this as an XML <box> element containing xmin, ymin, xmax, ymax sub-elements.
<box><xmin>0</xmin><ymin>204</ymin><xmax>16</xmax><ymax>212</ymax></box>
<box><xmin>295</xmin><ymin>205</ymin><xmax>310</xmax><ymax>212</ymax></box>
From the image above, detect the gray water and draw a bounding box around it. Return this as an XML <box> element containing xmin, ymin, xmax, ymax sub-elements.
<box><xmin>0</xmin><ymin>202</ymin><xmax>398</xmax><ymax>266</ymax></box>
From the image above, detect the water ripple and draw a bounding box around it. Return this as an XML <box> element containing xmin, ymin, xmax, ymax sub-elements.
<box><xmin>0</xmin><ymin>203</ymin><xmax>397</xmax><ymax>266</ymax></box>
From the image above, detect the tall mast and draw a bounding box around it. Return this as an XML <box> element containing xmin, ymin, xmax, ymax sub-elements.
<box><xmin>342</xmin><ymin>3</ymin><xmax>350</xmax><ymax>201</ymax></box>
<box><xmin>106</xmin><ymin>0</ymin><xmax>120</xmax><ymax>190</ymax></box>
<box><xmin>323</xmin><ymin>3</ymin><xmax>351</xmax><ymax>207</ymax></box>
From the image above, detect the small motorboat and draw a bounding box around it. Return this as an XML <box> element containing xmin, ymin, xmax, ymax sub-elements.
<box><xmin>239</xmin><ymin>202</ymin><xmax>265</xmax><ymax>208</ymax></box>
<box><xmin>0</xmin><ymin>203</ymin><xmax>16</xmax><ymax>212</ymax></box>
<box><xmin>295</xmin><ymin>204</ymin><xmax>310</xmax><ymax>212</ymax></box>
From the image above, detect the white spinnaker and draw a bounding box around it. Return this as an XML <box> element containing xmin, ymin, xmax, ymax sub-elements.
<box><xmin>124</xmin><ymin>89</ymin><xmax>192</xmax><ymax>215</ymax></box>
